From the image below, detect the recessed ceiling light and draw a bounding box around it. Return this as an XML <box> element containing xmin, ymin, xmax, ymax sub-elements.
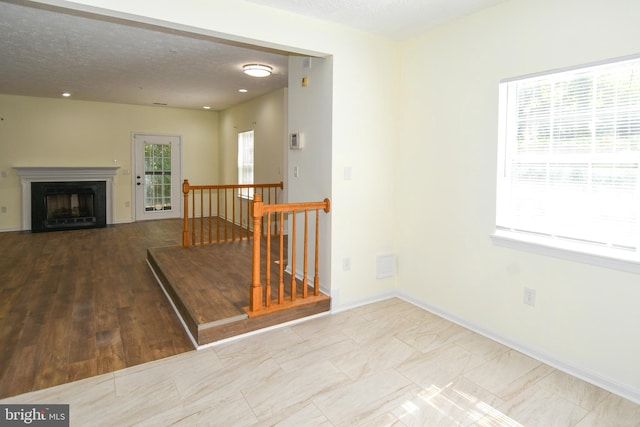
<box><xmin>243</xmin><ymin>64</ymin><xmax>272</xmax><ymax>77</ymax></box>
<box><xmin>238</xmin><ymin>89</ymin><xmax>248</xmax><ymax>93</ymax></box>
<box><xmin>61</xmin><ymin>92</ymin><xmax>71</xmax><ymax>97</ymax></box>
<box><xmin>203</xmin><ymin>106</ymin><xmax>211</xmax><ymax>110</ymax></box>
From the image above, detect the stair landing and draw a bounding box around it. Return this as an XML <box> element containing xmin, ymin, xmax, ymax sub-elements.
<box><xmin>147</xmin><ymin>241</ymin><xmax>330</xmax><ymax>347</ymax></box>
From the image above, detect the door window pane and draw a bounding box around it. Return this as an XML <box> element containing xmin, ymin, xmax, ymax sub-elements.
<box><xmin>144</xmin><ymin>142</ymin><xmax>172</xmax><ymax>211</ymax></box>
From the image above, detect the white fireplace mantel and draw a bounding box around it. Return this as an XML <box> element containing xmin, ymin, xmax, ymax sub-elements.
<box><xmin>14</xmin><ymin>166</ymin><xmax>119</xmax><ymax>230</ymax></box>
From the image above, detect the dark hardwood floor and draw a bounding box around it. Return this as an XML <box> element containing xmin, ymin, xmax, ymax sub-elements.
<box><xmin>0</xmin><ymin>220</ymin><xmax>194</xmax><ymax>399</ymax></box>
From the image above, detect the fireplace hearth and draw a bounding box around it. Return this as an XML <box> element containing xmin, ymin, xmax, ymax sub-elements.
<box><xmin>31</xmin><ymin>181</ymin><xmax>107</xmax><ymax>232</ymax></box>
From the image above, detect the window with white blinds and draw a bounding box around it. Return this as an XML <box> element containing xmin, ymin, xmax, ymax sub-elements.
<box><xmin>495</xmin><ymin>56</ymin><xmax>640</xmax><ymax>262</ymax></box>
<box><xmin>237</xmin><ymin>130</ymin><xmax>254</xmax><ymax>198</ymax></box>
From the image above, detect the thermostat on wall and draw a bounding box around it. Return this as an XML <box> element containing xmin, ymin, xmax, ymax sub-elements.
<box><xmin>289</xmin><ymin>132</ymin><xmax>303</xmax><ymax>150</ymax></box>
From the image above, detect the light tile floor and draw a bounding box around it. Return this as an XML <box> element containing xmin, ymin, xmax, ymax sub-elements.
<box><xmin>2</xmin><ymin>298</ymin><xmax>639</xmax><ymax>426</ymax></box>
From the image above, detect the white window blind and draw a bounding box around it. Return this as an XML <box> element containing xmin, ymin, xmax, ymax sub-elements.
<box><xmin>237</xmin><ymin>130</ymin><xmax>254</xmax><ymax>198</ymax></box>
<box><xmin>496</xmin><ymin>56</ymin><xmax>640</xmax><ymax>257</ymax></box>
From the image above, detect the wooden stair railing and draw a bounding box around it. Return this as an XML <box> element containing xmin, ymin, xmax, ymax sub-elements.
<box><xmin>249</xmin><ymin>193</ymin><xmax>331</xmax><ymax>316</ymax></box>
<box><xmin>182</xmin><ymin>180</ymin><xmax>283</xmax><ymax>247</ymax></box>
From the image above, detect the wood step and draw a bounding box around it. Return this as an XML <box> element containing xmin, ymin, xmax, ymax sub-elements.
<box><xmin>147</xmin><ymin>243</ymin><xmax>330</xmax><ymax>347</ymax></box>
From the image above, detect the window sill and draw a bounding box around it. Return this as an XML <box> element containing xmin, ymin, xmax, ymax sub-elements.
<box><xmin>237</xmin><ymin>193</ymin><xmax>254</xmax><ymax>201</ymax></box>
<box><xmin>490</xmin><ymin>230</ymin><xmax>640</xmax><ymax>275</ymax></box>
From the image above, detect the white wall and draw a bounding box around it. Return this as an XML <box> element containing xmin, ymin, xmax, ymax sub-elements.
<box><xmin>396</xmin><ymin>0</ymin><xmax>640</xmax><ymax>402</ymax></box>
<box><xmin>0</xmin><ymin>94</ymin><xmax>219</xmax><ymax>228</ymax></box>
<box><xmin>287</xmin><ymin>56</ymin><xmax>333</xmax><ymax>294</ymax></box>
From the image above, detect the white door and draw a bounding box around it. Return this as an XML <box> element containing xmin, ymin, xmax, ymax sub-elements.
<box><xmin>133</xmin><ymin>133</ymin><xmax>182</xmax><ymax>221</ymax></box>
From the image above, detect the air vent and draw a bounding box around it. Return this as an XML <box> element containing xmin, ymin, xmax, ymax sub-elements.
<box><xmin>376</xmin><ymin>254</ymin><xmax>396</xmax><ymax>279</ymax></box>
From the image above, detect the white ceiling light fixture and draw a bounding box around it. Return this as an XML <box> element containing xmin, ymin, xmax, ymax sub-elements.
<box><xmin>243</xmin><ymin>64</ymin><xmax>272</xmax><ymax>77</ymax></box>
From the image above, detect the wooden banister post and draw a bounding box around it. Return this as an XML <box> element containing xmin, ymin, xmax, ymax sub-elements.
<box><xmin>250</xmin><ymin>194</ymin><xmax>264</xmax><ymax>312</ymax></box>
<box><xmin>182</xmin><ymin>179</ymin><xmax>190</xmax><ymax>247</ymax></box>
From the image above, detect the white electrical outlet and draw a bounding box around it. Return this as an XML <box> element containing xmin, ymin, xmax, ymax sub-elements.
<box><xmin>342</xmin><ymin>257</ymin><xmax>351</xmax><ymax>271</ymax></box>
<box><xmin>523</xmin><ymin>287</ymin><xmax>536</xmax><ymax>306</ymax></box>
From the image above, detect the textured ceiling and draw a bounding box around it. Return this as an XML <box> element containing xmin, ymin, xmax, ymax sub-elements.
<box><xmin>0</xmin><ymin>0</ymin><xmax>508</xmax><ymax>111</ymax></box>
<box><xmin>0</xmin><ymin>1</ymin><xmax>289</xmax><ymax>111</ymax></box>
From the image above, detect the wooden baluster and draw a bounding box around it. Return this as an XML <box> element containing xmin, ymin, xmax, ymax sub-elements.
<box><xmin>239</xmin><ymin>188</ymin><xmax>244</xmax><ymax>240</ymax></box>
<box><xmin>191</xmin><ymin>189</ymin><xmax>196</xmax><ymax>245</ymax></box>
<box><xmin>224</xmin><ymin>188</ymin><xmax>228</xmax><ymax>242</ymax></box>
<box><xmin>314</xmin><ymin>209</ymin><xmax>320</xmax><ymax>296</ymax></box>
<box><xmin>250</xmin><ymin>194</ymin><xmax>264</xmax><ymax>313</ymax></box>
<box><xmin>278</xmin><ymin>211</ymin><xmax>284</xmax><ymax>304</ymax></box>
<box><xmin>199</xmin><ymin>188</ymin><xmax>204</xmax><ymax>245</ymax></box>
<box><xmin>260</xmin><ymin>187</ymin><xmax>265</xmax><ymax>237</ymax></box>
<box><xmin>265</xmin><ymin>212</ymin><xmax>271</xmax><ymax>307</ymax></box>
<box><xmin>182</xmin><ymin>180</ymin><xmax>190</xmax><ymax>247</ymax></box>
<box><xmin>216</xmin><ymin>189</ymin><xmax>220</xmax><ymax>242</ymax></box>
<box><xmin>274</xmin><ymin>187</ymin><xmax>282</xmax><ymax>235</ymax></box>
<box><xmin>302</xmin><ymin>210</ymin><xmax>309</xmax><ymax>298</ymax></box>
<box><xmin>208</xmin><ymin>188</ymin><xmax>212</xmax><ymax>244</ymax></box>
<box><xmin>267</xmin><ymin>187</ymin><xmax>272</xmax><ymax>236</ymax></box>
<box><xmin>232</xmin><ymin>188</ymin><xmax>236</xmax><ymax>241</ymax></box>
<box><xmin>247</xmin><ymin>198</ymin><xmax>251</xmax><ymax>240</ymax></box>
<box><xmin>290</xmin><ymin>210</ymin><xmax>297</xmax><ymax>301</ymax></box>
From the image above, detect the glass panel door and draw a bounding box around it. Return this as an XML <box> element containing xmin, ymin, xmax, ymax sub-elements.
<box><xmin>133</xmin><ymin>134</ymin><xmax>182</xmax><ymax>221</ymax></box>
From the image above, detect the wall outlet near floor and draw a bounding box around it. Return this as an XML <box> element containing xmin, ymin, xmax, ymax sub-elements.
<box><xmin>342</xmin><ymin>257</ymin><xmax>351</xmax><ymax>271</ymax></box>
<box><xmin>0</xmin><ymin>206</ymin><xmax>6</xmax><ymax>213</ymax></box>
<box><xmin>523</xmin><ymin>287</ymin><xmax>536</xmax><ymax>307</ymax></box>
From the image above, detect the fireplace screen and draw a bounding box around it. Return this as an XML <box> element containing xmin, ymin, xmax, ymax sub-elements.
<box><xmin>31</xmin><ymin>181</ymin><xmax>106</xmax><ymax>232</ymax></box>
<box><xmin>46</xmin><ymin>191</ymin><xmax>95</xmax><ymax>225</ymax></box>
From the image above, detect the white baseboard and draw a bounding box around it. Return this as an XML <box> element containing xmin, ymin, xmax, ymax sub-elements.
<box><xmin>395</xmin><ymin>291</ymin><xmax>640</xmax><ymax>405</ymax></box>
<box><xmin>113</xmin><ymin>219</ymin><xmax>134</xmax><ymax>224</ymax></box>
<box><xmin>0</xmin><ymin>226</ymin><xmax>22</xmax><ymax>232</ymax></box>
<box><xmin>330</xmin><ymin>290</ymin><xmax>399</xmax><ymax>314</ymax></box>
<box><xmin>327</xmin><ymin>289</ymin><xmax>639</xmax><ymax>404</ymax></box>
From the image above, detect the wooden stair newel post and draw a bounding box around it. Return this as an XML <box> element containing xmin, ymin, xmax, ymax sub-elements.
<box><xmin>182</xmin><ymin>179</ymin><xmax>190</xmax><ymax>247</ymax></box>
<box><xmin>250</xmin><ymin>194</ymin><xmax>264</xmax><ymax>313</ymax></box>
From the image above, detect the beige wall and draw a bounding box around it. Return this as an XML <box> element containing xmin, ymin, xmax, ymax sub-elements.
<box><xmin>397</xmin><ymin>0</ymin><xmax>640</xmax><ymax>401</ymax></box>
<box><xmin>218</xmin><ymin>88</ymin><xmax>286</xmax><ymax>188</ymax></box>
<box><xmin>0</xmin><ymin>94</ymin><xmax>219</xmax><ymax>228</ymax></box>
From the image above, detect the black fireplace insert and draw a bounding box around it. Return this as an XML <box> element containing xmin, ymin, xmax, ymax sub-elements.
<box><xmin>31</xmin><ymin>181</ymin><xmax>107</xmax><ymax>232</ymax></box>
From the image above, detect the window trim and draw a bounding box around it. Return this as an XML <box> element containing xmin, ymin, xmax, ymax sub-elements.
<box><xmin>499</xmin><ymin>53</ymin><xmax>640</xmax><ymax>85</ymax></box>
<box><xmin>237</xmin><ymin>129</ymin><xmax>254</xmax><ymax>200</ymax></box>
<box><xmin>491</xmin><ymin>229</ymin><xmax>640</xmax><ymax>274</ymax></box>
<box><xmin>494</xmin><ymin>54</ymin><xmax>640</xmax><ymax>273</ymax></box>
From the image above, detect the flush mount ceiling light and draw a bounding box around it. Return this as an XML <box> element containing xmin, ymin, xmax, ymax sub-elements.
<box><xmin>243</xmin><ymin>64</ymin><xmax>272</xmax><ymax>77</ymax></box>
